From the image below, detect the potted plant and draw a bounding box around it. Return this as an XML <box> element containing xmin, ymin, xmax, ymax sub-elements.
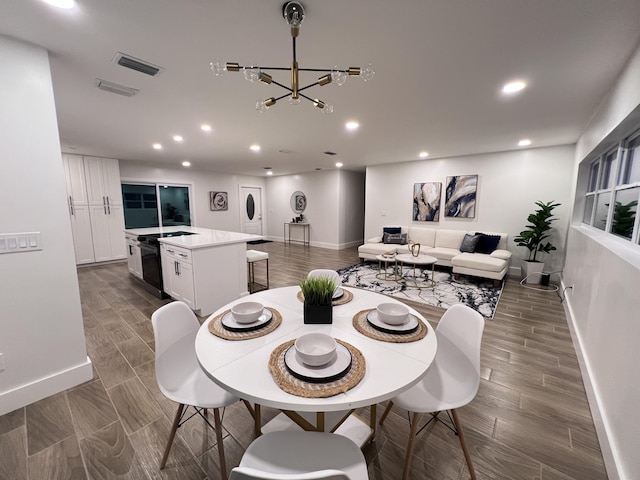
<box><xmin>299</xmin><ymin>276</ymin><xmax>335</xmax><ymax>324</ymax></box>
<box><xmin>514</xmin><ymin>201</ymin><xmax>560</xmax><ymax>284</ymax></box>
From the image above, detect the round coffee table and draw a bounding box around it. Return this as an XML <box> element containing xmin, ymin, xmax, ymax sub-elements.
<box><xmin>375</xmin><ymin>254</ymin><xmax>399</xmax><ymax>281</ymax></box>
<box><xmin>395</xmin><ymin>253</ymin><xmax>437</xmax><ymax>288</ymax></box>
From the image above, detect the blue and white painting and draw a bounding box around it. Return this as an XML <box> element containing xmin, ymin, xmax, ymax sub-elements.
<box><xmin>445</xmin><ymin>175</ymin><xmax>477</xmax><ymax>218</ymax></box>
<box><xmin>413</xmin><ymin>182</ymin><xmax>441</xmax><ymax>221</ymax></box>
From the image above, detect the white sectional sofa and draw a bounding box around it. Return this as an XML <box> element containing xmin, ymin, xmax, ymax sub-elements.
<box><xmin>358</xmin><ymin>226</ymin><xmax>512</xmax><ymax>286</ymax></box>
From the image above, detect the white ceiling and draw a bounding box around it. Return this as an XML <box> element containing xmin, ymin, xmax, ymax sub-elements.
<box><xmin>2</xmin><ymin>0</ymin><xmax>640</xmax><ymax>177</ymax></box>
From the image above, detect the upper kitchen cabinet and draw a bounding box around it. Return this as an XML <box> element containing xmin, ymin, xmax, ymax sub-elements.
<box><xmin>62</xmin><ymin>154</ymin><xmax>126</xmax><ymax>264</ymax></box>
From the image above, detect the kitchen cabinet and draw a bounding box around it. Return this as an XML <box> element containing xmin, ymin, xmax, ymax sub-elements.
<box><xmin>125</xmin><ymin>233</ymin><xmax>143</xmax><ymax>279</ymax></box>
<box><xmin>62</xmin><ymin>153</ymin><xmax>126</xmax><ymax>264</ymax></box>
<box><xmin>161</xmin><ymin>244</ymin><xmax>195</xmax><ymax>309</ymax></box>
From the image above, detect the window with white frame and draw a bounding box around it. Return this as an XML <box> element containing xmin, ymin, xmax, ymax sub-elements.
<box><xmin>583</xmin><ymin>128</ymin><xmax>640</xmax><ymax>244</ymax></box>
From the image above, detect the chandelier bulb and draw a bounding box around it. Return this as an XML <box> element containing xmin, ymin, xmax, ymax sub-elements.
<box><xmin>321</xmin><ymin>104</ymin><xmax>334</xmax><ymax>114</ymax></box>
<box><xmin>210</xmin><ymin>60</ymin><xmax>226</xmax><ymax>76</ymax></box>
<box><xmin>361</xmin><ymin>63</ymin><xmax>375</xmax><ymax>82</ymax></box>
<box><xmin>331</xmin><ymin>67</ymin><xmax>347</xmax><ymax>87</ymax></box>
<box><xmin>243</xmin><ymin>64</ymin><xmax>261</xmax><ymax>83</ymax></box>
<box><xmin>283</xmin><ymin>1</ymin><xmax>305</xmax><ymax>28</ymax></box>
<box><xmin>288</xmin><ymin>96</ymin><xmax>301</xmax><ymax>106</ymax></box>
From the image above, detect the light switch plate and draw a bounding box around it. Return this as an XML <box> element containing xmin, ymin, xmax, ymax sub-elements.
<box><xmin>0</xmin><ymin>232</ymin><xmax>42</xmax><ymax>254</ymax></box>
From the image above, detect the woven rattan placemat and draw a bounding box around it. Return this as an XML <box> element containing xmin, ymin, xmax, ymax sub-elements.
<box><xmin>352</xmin><ymin>309</ymin><xmax>428</xmax><ymax>343</ymax></box>
<box><xmin>208</xmin><ymin>307</ymin><xmax>282</xmax><ymax>340</ymax></box>
<box><xmin>268</xmin><ymin>339</ymin><xmax>365</xmax><ymax>398</ymax></box>
<box><xmin>296</xmin><ymin>287</ymin><xmax>354</xmax><ymax>306</ymax></box>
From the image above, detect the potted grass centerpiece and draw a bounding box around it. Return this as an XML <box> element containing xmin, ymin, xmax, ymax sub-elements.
<box><xmin>299</xmin><ymin>276</ymin><xmax>336</xmax><ymax>324</ymax></box>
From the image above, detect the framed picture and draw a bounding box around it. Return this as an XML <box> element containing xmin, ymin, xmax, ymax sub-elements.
<box><xmin>295</xmin><ymin>193</ymin><xmax>306</xmax><ymax>212</ymax></box>
<box><xmin>413</xmin><ymin>182</ymin><xmax>441</xmax><ymax>221</ymax></box>
<box><xmin>444</xmin><ymin>175</ymin><xmax>477</xmax><ymax>218</ymax></box>
<box><xmin>210</xmin><ymin>191</ymin><xmax>228</xmax><ymax>211</ymax></box>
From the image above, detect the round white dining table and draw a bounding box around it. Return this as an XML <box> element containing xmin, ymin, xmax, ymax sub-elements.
<box><xmin>195</xmin><ymin>286</ymin><xmax>438</xmax><ymax>423</ymax></box>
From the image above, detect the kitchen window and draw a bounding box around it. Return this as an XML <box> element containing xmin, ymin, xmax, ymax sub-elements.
<box><xmin>121</xmin><ymin>183</ymin><xmax>192</xmax><ymax>229</ymax></box>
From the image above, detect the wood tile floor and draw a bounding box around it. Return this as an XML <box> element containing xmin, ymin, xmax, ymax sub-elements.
<box><xmin>0</xmin><ymin>242</ymin><xmax>607</xmax><ymax>479</ymax></box>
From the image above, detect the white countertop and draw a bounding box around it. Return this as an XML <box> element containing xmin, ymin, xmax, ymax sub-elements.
<box><xmin>124</xmin><ymin>226</ymin><xmax>263</xmax><ymax>249</ymax></box>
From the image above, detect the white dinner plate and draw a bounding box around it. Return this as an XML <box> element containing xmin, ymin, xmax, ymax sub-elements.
<box><xmin>366</xmin><ymin>310</ymin><xmax>419</xmax><ymax>334</ymax></box>
<box><xmin>221</xmin><ymin>308</ymin><xmax>273</xmax><ymax>332</ymax></box>
<box><xmin>333</xmin><ymin>287</ymin><xmax>344</xmax><ymax>300</ymax></box>
<box><xmin>284</xmin><ymin>343</ymin><xmax>352</xmax><ymax>383</ymax></box>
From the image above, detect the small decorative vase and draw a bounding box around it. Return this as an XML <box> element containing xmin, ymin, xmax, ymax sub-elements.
<box><xmin>303</xmin><ymin>303</ymin><xmax>333</xmax><ymax>324</ymax></box>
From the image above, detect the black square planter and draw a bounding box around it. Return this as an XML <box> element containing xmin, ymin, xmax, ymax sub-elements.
<box><xmin>303</xmin><ymin>304</ymin><xmax>333</xmax><ymax>324</ymax></box>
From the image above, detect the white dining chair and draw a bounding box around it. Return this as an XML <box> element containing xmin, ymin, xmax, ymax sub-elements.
<box><xmin>152</xmin><ymin>301</ymin><xmax>251</xmax><ymax>480</ymax></box>
<box><xmin>378</xmin><ymin>304</ymin><xmax>485</xmax><ymax>480</ymax></box>
<box><xmin>307</xmin><ymin>269</ymin><xmax>340</xmax><ymax>293</ymax></box>
<box><xmin>228</xmin><ymin>431</ymin><xmax>369</xmax><ymax>480</ymax></box>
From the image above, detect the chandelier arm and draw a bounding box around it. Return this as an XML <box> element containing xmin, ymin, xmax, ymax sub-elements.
<box><xmin>297</xmin><ymin>82</ymin><xmax>322</xmax><ymax>93</ymax></box>
<box><xmin>270</xmin><ymin>79</ymin><xmax>294</xmax><ymax>93</ymax></box>
<box><xmin>297</xmin><ymin>92</ymin><xmax>317</xmax><ymax>104</ymax></box>
<box><xmin>273</xmin><ymin>92</ymin><xmax>292</xmax><ymax>102</ymax></box>
<box><xmin>297</xmin><ymin>68</ymin><xmax>348</xmax><ymax>73</ymax></box>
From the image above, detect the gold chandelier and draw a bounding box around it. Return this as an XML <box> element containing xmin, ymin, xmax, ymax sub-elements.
<box><xmin>210</xmin><ymin>1</ymin><xmax>374</xmax><ymax>113</ymax></box>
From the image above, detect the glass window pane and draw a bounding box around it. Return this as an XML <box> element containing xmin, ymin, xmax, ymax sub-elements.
<box><xmin>588</xmin><ymin>162</ymin><xmax>599</xmax><ymax>192</ymax></box>
<box><xmin>611</xmin><ymin>187</ymin><xmax>639</xmax><ymax>240</ymax></box>
<box><xmin>600</xmin><ymin>150</ymin><xmax>617</xmax><ymax>189</ymax></box>
<box><xmin>593</xmin><ymin>192</ymin><xmax>611</xmax><ymax>231</ymax></box>
<box><xmin>619</xmin><ymin>136</ymin><xmax>640</xmax><ymax>185</ymax></box>
<box><xmin>121</xmin><ymin>184</ymin><xmax>159</xmax><ymax>229</ymax></box>
<box><xmin>159</xmin><ymin>185</ymin><xmax>191</xmax><ymax>226</ymax></box>
<box><xmin>583</xmin><ymin>195</ymin><xmax>595</xmax><ymax>224</ymax></box>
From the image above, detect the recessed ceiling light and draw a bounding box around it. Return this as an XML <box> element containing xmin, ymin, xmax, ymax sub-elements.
<box><xmin>201</xmin><ymin>124</ymin><xmax>212</xmax><ymax>132</ymax></box>
<box><xmin>518</xmin><ymin>139</ymin><xmax>532</xmax><ymax>147</ymax></box>
<box><xmin>152</xmin><ymin>143</ymin><xmax>162</xmax><ymax>150</ymax></box>
<box><xmin>335</xmin><ymin>162</ymin><xmax>343</xmax><ymax>168</ymax></box>
<box><xmin>345</xmin><ymin>121</ymin><xmax>359</xmax><ymax>131</ymax></box>
<box><xmin>266</xmin><ymin>171</ymin><xmax>273</xmax><ymax>176</ymax></box>
<box><xmin>250</xmin><ymin>145</ymin><xmax>261</xmax><ymax>152</ymax></box>
<box><xmin>182</xmin><ymin>161</ymin><xmax>191</xmax><ymax>167</ymax></box>
<box><xmin>173</xmin><ymin>135</ymin><xmax>183</xmax><ymax>142</ymax></box>
<box><xmin>419</xmin><ymin>151</ymin><xmax>429</xmax><ymax>158</ymax></box>
<box><xmin>502</xmin><ymin>80</ymin><xmax>527</xmax><ymax>94</ymax></box>
<box><xmin>41</xmin><ymin>0</ymin><xmax>76</xmax><ymax>9</ymax></box>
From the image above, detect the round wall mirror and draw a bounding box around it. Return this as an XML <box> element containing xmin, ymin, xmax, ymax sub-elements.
<box><xmin>290</xmin><ymin>191</ymin><xmax>307</xmax><ymax>213</ymax></box>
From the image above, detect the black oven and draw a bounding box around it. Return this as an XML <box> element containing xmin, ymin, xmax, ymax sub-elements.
<box><xmin>137</xmin><ymin>231</ymin><xmax>197</xmax><ymax>298</ymax></box>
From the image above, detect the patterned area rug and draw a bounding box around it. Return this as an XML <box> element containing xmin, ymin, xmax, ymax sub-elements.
<box><xmin>337</xmin><ymin>262</ymin><xmax>503</xmax><ymax>318</ymax></box>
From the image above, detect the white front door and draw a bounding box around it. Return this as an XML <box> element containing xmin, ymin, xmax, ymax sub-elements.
<box><xmin>241</xmin><ymin>186</ymin><xmax>263</xmax><ymax>235</ymax></box>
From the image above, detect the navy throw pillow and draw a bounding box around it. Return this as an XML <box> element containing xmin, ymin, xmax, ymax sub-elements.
<box><xmin>460</xmin><ymin>233</ymin><xmax>481</xmax><ymax>253</ymax></box>
<box><xmin>382</xmin><ymin>227</ymin><xmax>402</xmax><ymax>235</ymax></box>
<box><xmin>475</xmin><ymin>233</ymin><xmax>501</xmax><ymax>254</ymax></box>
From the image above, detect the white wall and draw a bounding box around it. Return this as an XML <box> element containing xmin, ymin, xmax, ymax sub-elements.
<box><xmin>364</xmin><ymin>146</ymin><xmax>575</xmax><ymax>274</ymax></box>
<box><xmin>119</xmin><ymin>162</ymin><xmax>266</xmax><ymax>232</ymax></box>
<box><xmin>265</xmin><ymin>170</ymin><xmax>365</xmax><ymax>249</ymax></box>
<box><xmin>0</xmin><ymin>36</ymin><xmax>92</xmax><ymax>415</ymax></box>
<box><xmin>563</xmin><ymin>41</ymin><xmax>640</xmax><ymax>480</ymax></box>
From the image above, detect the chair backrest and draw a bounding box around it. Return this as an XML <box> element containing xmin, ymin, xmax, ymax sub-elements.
<box><xmin>151</xmin><ymin>301</ymin><xmax>201</xmax><ymax>394</ymax></box>
<box><xmin>307</xmin><ymin>269</ymin><xmax>340</xmax><ymax>290</ymax></box>
<box><xmin>230</xmin><ymin>467</ymin><xmax>350</xmax><ymax>480</ymax></box>
<box><xmin>435</xmin><ymin>304</ymin><xmax>485</xmax><ymax>376</ymax></box>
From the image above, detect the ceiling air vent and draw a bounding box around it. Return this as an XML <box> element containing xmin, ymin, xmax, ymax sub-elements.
<box><xmin>95</xmin><ymin>79</ymin><xmax>139</xmax><ymax>97</ymax></box>
<box><xmin>112</xmin><ymin>52</ymin><xmax>163</xmax><ymax>76</ymax></box>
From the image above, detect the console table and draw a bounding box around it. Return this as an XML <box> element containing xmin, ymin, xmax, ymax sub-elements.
<box><xmin>284</xmin><ymin>222</ymin><xmax>310</xmax><ymax>246</ymax></box>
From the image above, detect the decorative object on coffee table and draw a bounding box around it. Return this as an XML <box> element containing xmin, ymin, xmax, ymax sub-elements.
<box><xmin>514</xmin><ymin>200</ymin><xmax>560</xmax><ymax>284</ymax></box>
<box><xmin>299</xmin><ymin>275</ymin><xmax>335</xmax><ymax>324</ymax></box>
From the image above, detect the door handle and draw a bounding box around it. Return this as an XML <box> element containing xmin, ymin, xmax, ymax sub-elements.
<box><xmin>104</xmin><ymin>205</ymin><xmax>107</xmax><ymax>214</ymax></box>
<box><xmin>102</xmin><ymin>196</ymin><xmax>106</xmax><ymax>206</ymax></box>
<box><xmin>175</xmin><ymin>261</ymin><xmax>179</xmax><ymax>276</ymax></box>
<box><xmin>69</xmin><ymin>196</ymin><xmax>74</xmax><ymax>216</ymax></box>
<box><xmin>107</xmin><ymin>205</ymin><xmax>111</xmax><ymax>215</ymax></box>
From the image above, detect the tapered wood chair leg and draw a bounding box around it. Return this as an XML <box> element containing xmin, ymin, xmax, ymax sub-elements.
<box><xmin>378</xmin><ymin>401</ymin><xmax>394</xmax><ymax>426</ymax></box>
<box><xmin>402</xmin><ymin>412</ymin><xmax>422</xmax><ymax>480</ymax></box>
<box><xmin>160</xmin><ymin>403</ymin><xmax>185</xmax><ymax>469</ymax></box>
<box><xmin>451</xmin><ymin>409</ymin><xmax>476</xmax><ymax>480</ymax></box>
<box><xmin>213</xmin><ymin>408</ymin><xmax>228</xmax><ymax>480</ymax></box>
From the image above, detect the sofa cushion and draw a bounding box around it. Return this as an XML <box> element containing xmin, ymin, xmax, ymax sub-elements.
<box><xmin>428</xmin><ymin>247</ymin><xmax>462</xmax><ymax>262</ymax></box>
<box><xmin>358</xmin><ymin>242</ymin><xmax>399</xmax><ymax>256</ymax></box>
<box><xmin>452</xmin><ymin>252</ymin><xmax>507</xmax><ymax>273</ymax></box>
<box><xmin>407</xmin><ymin>226</ymin><xmax>436</xmax><ymax>247</ymax></box>
<box><xmin>490</xmin><ymin>249</ymin><xmax>512</xmax><ymax>260</ymax></box>
<box><xmin>384</xmin><ymin>233</ymin><xmax>407</xmax><ymax>244</ymax></box>
<box><xmin>460</xmin><ymin>233</ymin><xmax>481</xmax><ymax>253</ymax></box>
<box><xmin>475</xmin><ymin>233</ymin><xmax>501</xmax><ymax>254</ymax></box>
<box><xmin>435</xmin><ymin>229</ymin><xmax>468</xmax><ymax>249</ymax></box>
<box><xmin>367</xmin><ymin>236</ymin><xmax>382</xmax><ymax>243</ymax></box>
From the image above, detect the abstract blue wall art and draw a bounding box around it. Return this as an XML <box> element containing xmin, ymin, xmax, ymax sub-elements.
<box><xmin>413</xmin><ymin>182</ymin><xmax>441</xmax><ymax>221</ymax></box>
<box><xmin>444</xmin><ymin>175</ymin><xmax>477</xmax><ymax>218</ymax></box>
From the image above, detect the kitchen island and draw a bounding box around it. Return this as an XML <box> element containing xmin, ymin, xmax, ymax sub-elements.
<box><xmin>124</xmin><ymin>226</ymin><xmax>262</xmax><ymax>316</ymax></box>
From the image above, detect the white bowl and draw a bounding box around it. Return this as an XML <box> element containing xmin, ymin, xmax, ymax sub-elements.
<box><xmin>231</xmin><ymin>302</ymin><xmax>264</xmax><ymax>324</ymax></box>
<box><xmin>295</xmin><ymin>333</ymin><xmax>337</xmax><ymax>367</ymax></box>
<box><xmin>376</xmin><ymin>303</ymin><xmax>410</xmax><ymax>325</ymax></box>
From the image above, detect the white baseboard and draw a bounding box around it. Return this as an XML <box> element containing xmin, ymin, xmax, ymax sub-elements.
<box><xmin>0</xmin><ymin>357</ymin><xmax>93</xmax><ymax>416</ymax></box>
<box><xmin>561</xmin><ymin>281</ymin><xmax>620</xmax><ymax>480</ymax></box>
<box><xmin>266</xmin><ymin>237</ymin><xmax>361</xmax><ymax>251</ymax></box>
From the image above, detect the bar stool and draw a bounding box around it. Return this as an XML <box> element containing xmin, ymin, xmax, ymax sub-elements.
<box><xmin>246</xmin><ymin>250</ymin><xmax>269</xmax><ymax>293</ymax></box>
